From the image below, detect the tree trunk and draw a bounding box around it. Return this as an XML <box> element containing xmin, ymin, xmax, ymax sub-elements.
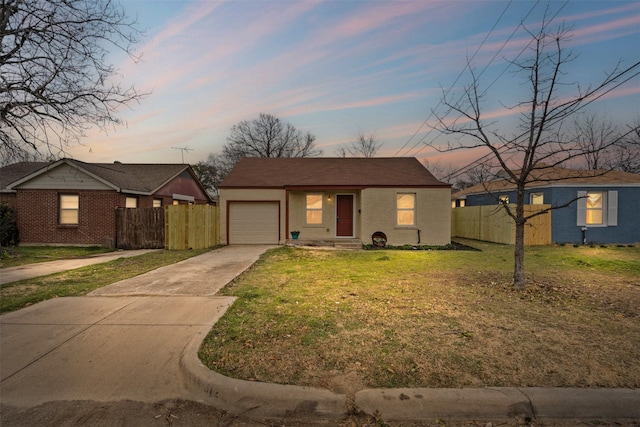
<box><xmin>513</xmin><ymin>219</ymin><xmax>526</xmax><ymax>289</ymax></box>
<box><xmin>513</xmin><ymin>188</ymin><xmax>526</xmax><ymax>288</ymax></box>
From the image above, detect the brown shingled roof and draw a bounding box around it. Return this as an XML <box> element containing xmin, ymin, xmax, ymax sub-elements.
<box><xmin>77</xmin><ymin>161</ymin><xmax>189</xmax><ymax>193</ymax></box>
<box><xmin>220</xmin><ymin>157</ymin><xmax>450</xmax><ymax>188</ymax></box>
<box><xmin>1</xmin><ymin>159</ymin><xmax>202</xmax><ymax>196</ymax></box>
<box><xmin>0</xmin><ymin>162</ymin><xmax>49</xmax><ymax>192</ymax></box>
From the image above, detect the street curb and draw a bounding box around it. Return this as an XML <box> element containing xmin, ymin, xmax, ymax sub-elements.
<box><xmin>180</xmin><ymin>322</ymin><xmax>640</xmax><ymax>424</ymax></box>
<box><xmin>356</xmin><ymin>387</ymin><xmax>533</xmax><ymax>420</ymax></box>
<box><xmin>355</xmin><ymin>387</ymin><xmax>640</xmax><ymax>422</ymax></box>
<box><xmin>179</xmin><ymin>321</ymin><xmax>347</xmax><ymax>420</ymax></box>
<box><xmin>178</xmin><ymin>300</ymin><xmax>640</xmax><ymax>424</ymax></box>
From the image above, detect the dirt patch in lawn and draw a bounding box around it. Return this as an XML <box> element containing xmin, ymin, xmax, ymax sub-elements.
<box><xmin>199</xmin><ymin>244</ymin><xmax>640</xmax><ymax>394</ymax></box>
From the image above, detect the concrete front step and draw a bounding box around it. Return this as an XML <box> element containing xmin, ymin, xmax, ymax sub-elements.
<box><xmin>334</xmin><ymin>240</ymin><xmax>364</xmax><ymax>249</ymax></box>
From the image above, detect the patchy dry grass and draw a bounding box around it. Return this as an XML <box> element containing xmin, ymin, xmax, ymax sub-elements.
<box><xmin>199</xmin><ymin>240</ymin><xmax>640</xmax><ymax>393</ymax></box>
<box><xmin>0</xmin><ymin>249</ymin><xmax>210</xmax><ymax>313</ymax></box>
<box><xmin>0</xmin><ymin>246</ymin><xmax>114</xmax><ymax>268</ymax></box>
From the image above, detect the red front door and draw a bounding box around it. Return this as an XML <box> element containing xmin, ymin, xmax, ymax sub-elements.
<box><xmin>336</xmin><ymin>195</ymin><xmax>353</xmax><ymax>237</ymax></box>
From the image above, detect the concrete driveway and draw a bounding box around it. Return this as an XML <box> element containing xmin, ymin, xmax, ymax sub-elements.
<box><xmin>0</xmin><ymin>245</ymin><xmax>274</xmax><ymax>407</ymax></box>
<box><xmin>88</xmin><ymin>245</ymin><xmax>272</xmax><ymax>296</ymax></box>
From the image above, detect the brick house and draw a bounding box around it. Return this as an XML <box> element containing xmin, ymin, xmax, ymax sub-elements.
<box><xmin>0</xmin><ymin>159</ymin><xmax>212</xmax><ymax>246</ymax></box>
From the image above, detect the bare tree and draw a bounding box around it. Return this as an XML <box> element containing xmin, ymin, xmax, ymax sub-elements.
<box><xmin>610</xmin><ymin>119</ymin><xmax>640</xmax><ymax>174</ymax></box>
<box><xmin>449</xmin><ymin>162</ymin><xmax>497</xmax><ymax>190</ymax></box>
<box><xmin>432</xmin><ymin>17</ymin><xmax>640</xmax><ymax>288</ymax></box>
<box><xmin>421</xmin><ymin>159</ymin><xmax>455</xmax><ymax>183</ymax></box>
<box><xmin>192</xmin><ymin>153</ymin><xmax>232</xmax><ymax>195</ymax></box>
<box><xmin>336</xmin><ymin>132</ymin><xmax>380</xmax><ymax>157</ymax></box>
<box><xmin>571</xmin><ymin>113</ymin><xmax>621</xmax><ymax>170</ymax></box>
<box><xmin>0</xmin><ymin>0</ymin><xmax>145</xmax><ymax>165</ymax></box>
<box><xmin>223</xmin><ymin>113</ymin><xmax>321</xmax><ymax>163</ymax></box>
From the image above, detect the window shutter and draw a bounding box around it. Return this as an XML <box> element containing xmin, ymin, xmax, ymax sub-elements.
<box><xmin>576</xmin><ymin>191</ymin><xmax>587</xmax><ymax>226</ymax></box>
<box><xmin>607</xmin><ymin>191</ymin><xmax>618</xmax><ymax>226</ymax></box>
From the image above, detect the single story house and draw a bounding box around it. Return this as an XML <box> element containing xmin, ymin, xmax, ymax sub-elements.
<box><xmin>218</xmin><ymin>157</ymin><xmax>451</xmax><ymax>246</ymax></box>
<box><xmin>0</xmin><ymin>158</ymin><xmax>212</xmax><ymax>246</ymax></box>
<box><xmin>452</xmin><ymin>166</ymin><xmax>640</xmax><ymax>244</ymax></box>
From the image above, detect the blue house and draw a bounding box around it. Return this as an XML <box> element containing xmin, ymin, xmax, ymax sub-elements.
<box><xmin>452</xmin><ymin>167</ymin><xmax>640</xmax><ymax>244</ymax></box>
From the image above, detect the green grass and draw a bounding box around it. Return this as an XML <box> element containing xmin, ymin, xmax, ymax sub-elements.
<box><xmin>0</xmin><ymin>246</ymin><xmax>115</xmax><ymax>268</ymax></box>
<box><xmin>0</xmin><ymin>249</ymin><xmax>210</xmax><ymax>313</ymax></box>
<box><xmin>199</xmin><ymin>241</ymin><xmax>640</xmax><ymax>392</ymax></box>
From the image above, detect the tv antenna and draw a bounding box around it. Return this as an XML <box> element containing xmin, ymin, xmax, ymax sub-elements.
<box><xmin>171</xmin><ymin>146</ymin><xmax>194</xmax><ymax>163</ymax></box>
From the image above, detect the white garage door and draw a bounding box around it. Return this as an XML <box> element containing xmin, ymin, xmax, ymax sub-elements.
<box><xmin>228</xmin><ymin>202</ymin><xmax>279</xmax><ymax>244</ymax></box>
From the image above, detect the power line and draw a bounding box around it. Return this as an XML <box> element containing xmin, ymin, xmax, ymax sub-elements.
<box><xmin>400</xmin><ymin>0</ymin><xmax>550</xmax><ymax>159</ymax></box>
<box><xmin>442</xmin><ymin>60</ymin><xmax>640</xmax><ymax>183</ymax></box>
<box><xmin>392</xmin><ymin>0</ymin><xmax>516</xmax><ymax>157</ymax></box>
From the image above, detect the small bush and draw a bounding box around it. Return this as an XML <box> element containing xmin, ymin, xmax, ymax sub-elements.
<box><xmin>0</xmin><ymin>202</ymin><xmax>19</xmax><ymax>247</ymax></box>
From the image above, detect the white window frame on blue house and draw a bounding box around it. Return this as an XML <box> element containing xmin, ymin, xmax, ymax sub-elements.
<box><xmin>576</xmin><ymin>190</ymin><xmax>617</xmax><ymax>227</ymax></box>
<box><xmin>530</xmin><ymin>193</ymin><xmax>544</xmax><ymax>205</ymax></box>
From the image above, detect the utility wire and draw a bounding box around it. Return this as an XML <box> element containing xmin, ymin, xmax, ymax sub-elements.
<box><xmin>398</xmin><ymin>0</ymin><xmax>545</xmax><ymax>158</ymax></box>
<box><xmin>405</xmin><ymin>1</ymin><xmax>577</xmax><ymax>177</ymax></box>
<box><xmin>392</xmin><ymin>0</ymin><xmax>515</xmax><ymax>157</ymax></box>
<box><xmin>442</xmin><ymin>60</ymin><xmax>640</xmax><ymax>183</ymax></box>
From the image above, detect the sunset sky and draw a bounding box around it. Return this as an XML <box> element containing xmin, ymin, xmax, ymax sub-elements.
<box><xmin>70</xmin><ymin>0</ymin><xmax>640</xmax><ymax>172</ymax></box>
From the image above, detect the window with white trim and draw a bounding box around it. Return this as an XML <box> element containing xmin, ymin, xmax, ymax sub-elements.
<box><xmin>586</xmin><ymin>192</ymin><xmax>604</xmax><ymax>225</ymax></box>
<box><xmin>59</xmin><ymin>194</ymin><xmax>79</xmax><ymax>224</ymax></box>
<box><xmin>305</xmin><ymin>194</ymin><xmax>323</xmax><ymax>225</ymax></box>
<box><xmin>397</xmin><ymin>193</ymin><xmax>416</xmax><ymax>226</ymax></box>
<box><xmin>530</xmin><ymin>193</ymin><xmax>544</xmax><ymax>205</ymax></box>
<box><xmin>577</xmin><ymin>190</ymin><xmax>617</xmax><ymax>227</ymax></box>
<box><xmin>153</xmin><ymin>199</ymin><xmax>162</xmax><ymax>208</ymax></box>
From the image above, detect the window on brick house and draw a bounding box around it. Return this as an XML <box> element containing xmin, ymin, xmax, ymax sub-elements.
<box><xmin>59</xmin><ymin>194</ymin><xmax>79</xmax><ymax>224</ymax></box>
<box><xmin>125</xmin><ymin>197</ymin><xmax>137</xmax><ymax>208</ymax></box>
<box><xmin>153</xmin><ymin>199</ymin><xmax>162</xmax><ymax>208</ymax></box>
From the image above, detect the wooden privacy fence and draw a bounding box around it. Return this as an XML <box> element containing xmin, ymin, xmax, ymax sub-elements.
<box><xmin>452</xmin><ymin>204</ymin><xmax>552</xmax><ymax>245</ymax></box>
<box><xmin>164</xmin><ymin>204</ymin><xmax>219</xmax><ymax>250</ymax></box>
<box><xmin>116</xmin><ymin>207</ymin><xmax>164</xmax><ymax>249</ymax></box>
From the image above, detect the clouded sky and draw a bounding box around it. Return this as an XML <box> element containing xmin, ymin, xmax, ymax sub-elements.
<box><xmin>72</xmin><ymin>0</ymin><xmax>640</xmax><ymax>171</ymax></box>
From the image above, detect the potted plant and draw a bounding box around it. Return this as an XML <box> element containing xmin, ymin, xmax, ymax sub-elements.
<box><xmin>290</xmin><ymin>231</ymin><xmax>300</xmax><ymax>240</ymax></box>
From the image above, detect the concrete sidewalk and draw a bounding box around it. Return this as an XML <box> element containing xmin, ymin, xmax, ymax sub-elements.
<box><xmin>0</xmin><ymin>249</ymin><xmax>157</xmax><ymax>285</ymax></box>
<box><xmin>0</xmin><ymin>295</ymin><xmax>235</xmax><ymax>406</ymax></box>
<box><xmin>0</xmin><ymin>245</ymin><xmax>272</xmax><ymax>407</ymax></box>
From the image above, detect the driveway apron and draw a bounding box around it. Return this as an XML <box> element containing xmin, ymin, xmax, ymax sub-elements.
<box><xmin>0</xmin><ymin>245</ymin><xmax>274</xmax><ymax>407</ymax></box>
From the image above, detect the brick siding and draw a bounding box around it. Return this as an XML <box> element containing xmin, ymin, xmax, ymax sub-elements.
<box><xmin>12</xmin><ymin>190</ymin><xmax>160</xmax><ymax>245</ymax></box>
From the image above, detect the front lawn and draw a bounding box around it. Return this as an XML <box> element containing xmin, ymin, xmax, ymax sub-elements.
<box><xmin>0</xmin><ymin>249</ymin><xmax>210</xmax><ymax>313</ymax></box>
<box><xmin>0</xmin><ymin>245</ymin><xmax>114</xmax><ymax>268</ymax></box>
<box><xmin>199</xmin><ymin>240</ymin><xmax>640</xmax><ymax>393</ymax></box>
